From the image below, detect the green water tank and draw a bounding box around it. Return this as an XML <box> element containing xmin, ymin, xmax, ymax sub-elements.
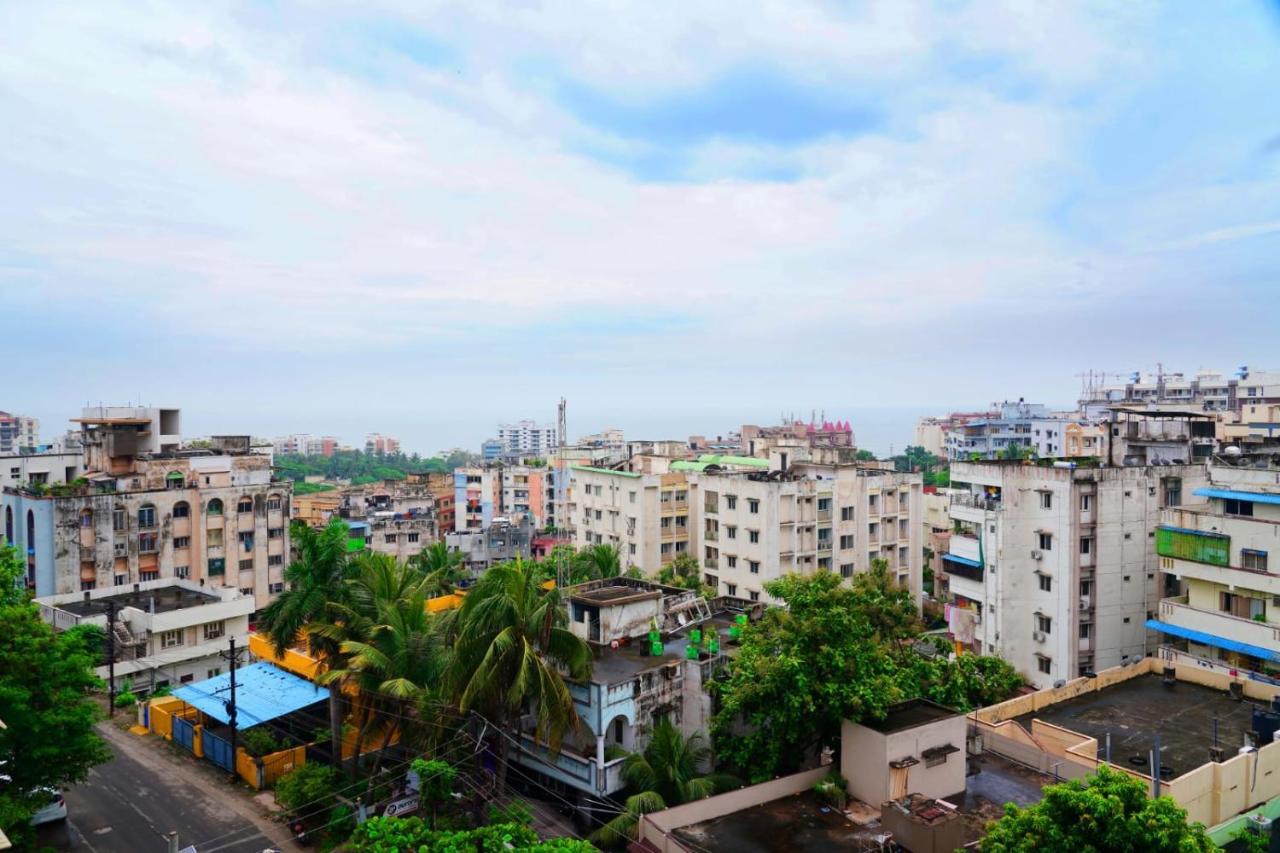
<box><xmin>708</xmin><ymin>634</ymin><xmax>720</xmax><ymax>655</ymax></box>
<box><xmin>650</xmin><ymin>640</ymin><xmax>663</xmax><ymax>656</ymax></box>
<box><xmin>690</xmin><ymin>628</ymin><xmax>702</xmax><ymax>645</ymax></box>
<box><xmin>685</xmin><ymin>644</ymin><xmax>699</xmax><ymax>660</ymax></box>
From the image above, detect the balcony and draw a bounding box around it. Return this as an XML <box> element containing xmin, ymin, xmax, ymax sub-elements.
<box><xmin>1156</xmin><ymin>596</ymin><xmax>1280</xmax><ymax>653</ymax></box>
<box><xmin>949</xmin><ymin>535</ymin><xmax>981</xmax><ymax>564</ymax></box>
<box><xmin>704</xmin><ymin>556</ymin><xmax>718</xmax><ymax>570</ymax></box>
<box><xmin>704</xmin><ymin>528</ymin><xmax>718</xmax><ymax>542</ymax></box>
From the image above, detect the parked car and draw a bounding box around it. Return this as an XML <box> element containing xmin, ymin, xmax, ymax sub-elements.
<box><xmin>30</xmin><ymin>789</ymin><xmax>67</xmax><ymax>825</ymax></box>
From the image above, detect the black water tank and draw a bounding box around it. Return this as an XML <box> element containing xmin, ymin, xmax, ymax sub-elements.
<box><xmin>1252</xmin><ymin>708</ymin><xmax>1280</xmax><ymax>746</ymax></box>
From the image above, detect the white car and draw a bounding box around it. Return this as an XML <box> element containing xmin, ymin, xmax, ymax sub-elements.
<box><xmin>29</xmin><ymin>789</ymin><xmax>67</xmax><ymax>825</ymax></box>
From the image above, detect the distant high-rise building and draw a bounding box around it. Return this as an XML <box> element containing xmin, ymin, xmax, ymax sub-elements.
<box><xmin>1079</xmin><ymin>365</ymin><xmax>1280</xmax><ymax>415</ymax></box>
<box><xmin>481</xmin><ymin>438</ymin><xmax>503</xmax><ymax>461</ymax></box>
<box><xmin>365</xmin><ymin>433</ymin><xmax>400</xmax><ymax>455</ymax></box>
<box><xmin>0</xmin><ymin>412</ymin><xmax>39</xmax><ymax>454</ymax></box>
<box><xmin>496</xmin><ymin>420</ymin><xmax>557</xmax><ymax>458</ymax></box>
<box><xmin>272</xmin><ymin>433</ymin><xmax>338</xmax><ymax>457</ymax></box>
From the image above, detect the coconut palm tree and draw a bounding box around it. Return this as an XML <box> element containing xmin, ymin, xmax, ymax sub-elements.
<box><xmin>410</xmin><ymin>541</ymin><xmax>467</xmax><ymax>597</ymax></box>
<box><xmin>577</xmin><ymin>543</ymin><xmax>622</xmax><ymax>581</ymax></box>
<box><xmin>257</xmin><ymin>517</ymin><xmax>354</xmax><ymax>763</ymax></box>
<box><xmin>446</xmin><ymin>558</ymin><xmax>592</xmax><ymax>788</ymax></box>
<box><xmin>591</xmin><ymin>718</ymin><xmax>739</xmax><ymax>846</ymax></box>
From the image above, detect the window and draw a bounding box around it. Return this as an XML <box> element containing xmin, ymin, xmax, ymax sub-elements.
<box><xmin>722</xmin><ymin>555</ymin><xmax>735</xmax><ymax>568</ymax></box>
<box><xmin>1080</xmin><ymin>494</ymin><xmax>1092</xmax><ymax>512</ymax></box>
<box><xmin>160</xmin><ymin>630</ymin><xmax>183</xmax><ymax>649</ymax></box>
<box><xmin>1037</xmin><ymin>657</ymin><xmax>1051</xmax><ymax>675</ymax></box>
<box><xmin>408</xmin><ymin>532</ymin><xmax>420</xmax><ymax>544</ymax></box>
<box><xmin>749</xmin><ymin>591</ymin><xmax>760</xmax><ymax>602</ymax></box>
<box><xmin>818</xmin><ymin>557</ymin><xmax>832</xmax><ymax>570</ymax></box>
<box><xmin>239</xmin><ymin>559</ymin><xmax>253</xmax><ymax>571</ymax></box>
<box><xmin>207</xmin><ymin>668</ymin><xmax>222</xmax><ymax>679</ymax></box>
<box><xmin>1038</xmin><ymin>532</ymin><xmax>1053</xmax><ymax>551</ymax></box>
<box><xmin>726</xmin><ymin>583</ymin><xmax>737</xmax><ymax>596</ymax></box>
<box><xmin>1224</xmin><ymin>498</ymin><xmax>1254</xmax><ymax>517</ymax></box>
<box><xmin>839</xmin><ymin>534</ymin><xmax>855</xmax><ymax>549</ymax></box>
<box><xmin>1038</xmin><ymin>574</ymin><xmax>1052</xmax><ymax>592</ymax></box>
<box><xmin>114</xmin><ymin>574</ymin><xmax>127</xmax><ymax>586</ymax></box>
<box><xmin>269</xmin><ymin>582</ymin><xmax>284</xmax><ymax>594</ymax></box>
<box><xmin>868</xmin><ymin>494</ymin><xmax>878</xmax><ymax>511</ymax></box>
<box><xmin>1242</xmin><ymin>549</ymin><xmax>1268</xmax><ymax>571</ymax></box>
<box><xmin>1162</xmin><ymin>478</ymin><xmax>1182</xmax><ymax>507</ymax></box>
<box><xmin>207</xmin><ymin>498</ymin><xmax>223</xmax><ymax>516</ymax></box>
<box><xmin>139</xmin><ymin>532</ymin><xmax>158</xmax><ymax>553</ymax></box>
<box><xmin>629</xmin><ymin>491</ymin><xmax>636</xmax><ymax>504</ymax></box>
<box><xmin>237</xmin><ymin>497</ymin><xmax>253</xmax><ymax>514</ymax></box>
<box><xmin>137</xmin><ymin>504</ymin><xmax>157</xmax><ymax>529</ymax></box>
<box><xmin>727</xmin><ymin>526</ymin><xmax>737</xmax><ymax>540</ymax></box>
<box><xmin>141</xmin><ymin>569</ymin><xmax>159</xmax><ymax>582</ymax></box>
<box><xmin>266</xmin><ymin>495</ymin><xmax>283</xmax><ymax>512</ymax></box>
<box><xmin>268</xmin><ymin>554</ymin><xmax>283</xmax><ymax>567</ymax></box>
<box><xmin>840</xmin><ymin>563</ymin><xmax>854</xmax><ymax>579</ymax></box>
<box><xmin>385</xmin><ymin>534</ymin><xmax>397</xmax><ymax>544</ymax></box>
<box><xmin>208</xmin><ymin>557</ymin><xmax>225</xmax><ymax>576</ymax></box>
<box><xmin>594</xmin><ymin>510</ymin><xmax>602</xmax><ymax>520</ymax></box>
<box><xmin>1040</xmin><ymin>492</ymin><xmax>1052</xmax><ymax>510</ymax></box>
<box><xmin>1080</xmin><ymin>537</ymin><xmax>1092</xmax><ymax>555</ymax></box>
<box><xmin>629</xmin><ymin>543</ymin><xmax>636</xmax><ymax>555</ymax></box>
<box><xmin>817</xmin><ymin>498</ymin><xmax>832</xmax><ymax>512</ymax></box>
<box><xmin>268</xmin><ymin>527</ymin><xmax>283</xmax><ymax>539</ymax></box>
<box><xmin>180</xmin><ymin>674</ymin><xmax>194</xmax><ymax>684</ymax></box>
<box><xmin>1079</xmin><ymin>623</ymin><xmax>1092</xmax><ymax>640</ymax></box>
<box><xmin>1035</xmin><ymin>614</ymin><xmax>1052</xmax><ymax>634</ymax></box>
<box><xmin>175</xmin><ymin>565</ymin><xmax>189</xmax><ymax>579</ymax></box>
<box><xmin>726</xmin><ymin>495</ymin><xmax>737</xmax><ymax>510</ymax></box>
<box><xmin>841</xmin><ymin>507</ymin><xmax>854</xmax><ymax>521</ymax></box>
<box><xmin>112</xmin><ymin>507</ymin><xmax>126</xmax><ymax>531</ymax></box>
<box><xmin>749</xmin><ymin>560</ymin><xmax>760</xmax><ymax>574</ymax></box>
<box><xmin>208</xmin><ymin>528</ymin><xmax>224</xmax><ymax>547</ymax></box>
<box><xmin>748</xmin><ymin>530</ymin><xmax>760</xmax><ymax>544</ymax></box>
<box><xmin>173</xmin><ymin>501</ymin><xmax>190</xmax><ymax>519</ymax></box>
<box><xmin>79</xmin><ymin>509</ymin><xmax>93</xmax><ymax>528</ymax></box>
<box><xmin>173</xmin><ymin>536</ymin><xmax>190</xmax><ymax>549</ymax></box>
<box><xmin>818</xmin><ymin>528</ymin><xmax>831</xmax><ymax>544</ymax></box>
<box><xmin>748</xmin><ymin>499</ymin><xmax>760</xmax><ymax>514</ymax></box>
<box><xmin>238</xmin><ymin>531</ymin><xmax>254</xmax><ymax>550</ymax></box>
<box><xmin>203</xmin><ymin>620</ymin><xmax>225</xmax><ymax>641</ymax></box>
<box><xmin>80</xmin><ymin>580</ymin><xmax>95</xmax><ymax>591</ymax></box>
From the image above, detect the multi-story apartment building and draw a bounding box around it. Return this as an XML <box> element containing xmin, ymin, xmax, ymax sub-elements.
<box><xmin>571</xmin><ymin>465</ymin><xmax>692</xmax><ymax>572</ymax></box>
<box><xmin>454</xmin><ymin>466</ymin><xmax>499</xmax><ymax>532</ymax></box>
<box><xmin>481</xmin><ymin>438</ymin><xmax>503</xmax><ymax>461</ymax></box>
<box><xmin>365</xmin><ymin>433</ymin><xmax>400</xmax><ymax>455</ymax></box>
<box><xmin>36</xmin><ymin>579</ymin><xmax>254</xmax><ymax>694</ymax></box>
<box><xmin>1150</xmin><ymin>458</ymin><xmax>1280</xmax><ymax>683</ymax></box>
<box><xmin>943</xmin><ymin>459</ymin><xmax>1209</xmax><ymax>689</ymax></box>
<box><xmin>914</xmin><ymin>412</ymin><xmax>997</xmax><ymax>458</ymax></box>
<box><xmin>272</xmin><ymin>434</ymin><xmax>338</xmax><ymax>457</ymax></box>
<box><xmin>0</xmin><ymin>450</ymin><xmax>82</xmax><ymax>490</ymax></box>
<box><xmin>497</xmin><ymin>464</ymin><xmax>554</xmax><ymax>530</ymax></box>
<box><xmin>1082</xmin><ymin>366</ymin><xmax>1280</xmax><ymax>415</ymax></box>
<box><xmin>945</xmin><ymin>401</ymin><xmax>1074</xmax><ymax>461</ymax></box>
<box><xmin>444</xmin><ymin>518</ymin><xmax>533</xmax><ymax>571</ymax></box>
<box><xmin>1</xmin><ymin>407</ymin><xmax>290</xmax><ymax>605</ymax></box>
<box><xmin>496</xmin><ymin>419</ymin><xmax>557</xmax><ymax>458</ymax></box>
<box><xmin>0</xmin><ymin>411</ymin><xmax>40</xmax><ymax>454</ymax></box>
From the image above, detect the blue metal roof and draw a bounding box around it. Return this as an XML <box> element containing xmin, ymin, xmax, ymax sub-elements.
<box><xmin>1145</xmin><ymin>620</ymin><xmax>1280</xmax><ymax>664</ymax></box>
<box><xmin>1158</xmin><ymin>524</ymin><xmax>1228</xmax><ymax>539</ymax></box>
<box><xmin>1193</xmin><ymin>488</ymin><xmax>1280</xmax><ymax>506</ymax></box>
<box><xmin>942</xmin><ymin>553</ymin><xmax>982</xmax><ymax>568</ymax></box>
<box><xmin>172</xmin><ymin>662</ymin><xmax>329</xmax><ymax>730</ymax></box>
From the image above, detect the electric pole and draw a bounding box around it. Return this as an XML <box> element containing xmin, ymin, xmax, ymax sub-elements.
<box><xmin>221</xmin><ymin>636</ymin><xmax>244</xmax><ymax>779</ymax></box>
<box><xmin>106</xmin><ymin>601</ymin><xmax>117</xmax><ymax>716</ymax></box>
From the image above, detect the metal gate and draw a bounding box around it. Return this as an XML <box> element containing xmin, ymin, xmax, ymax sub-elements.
<box><xmin>203</xmin><ymin>730</ymin><xmax>235</xmax><ymax>772</ymax></box>
<box><xmin>172</xmin><ymin>716</ymin><xmax>195</xmax><ymax>752</ymax></box>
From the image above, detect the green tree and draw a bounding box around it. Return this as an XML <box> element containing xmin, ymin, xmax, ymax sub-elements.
<box><xmin>855</xmin><ymin>449</ymin><xmax>877</xmax><ymax>461</ymax></box>
<box><xmin>577</xmin><ymin>544</ymin><xmax>621</xmax><ymax>580</ymax></box>
<box><xmin>257</xmin><ymin>517</ymin><xmax>354</xmax><ymax>763</ymax></box>
<box><xmin>0</xmin><ymin>544</ymin><xmax>27</xmax><ymax>605</ymax></box>
<box><xmin>0</xmin><ymin>602</ymin><xmax>111</xmax><ymax>843</ymax></box>
<box><xmin>447</xmin><ymin>559</ymin><xmax>591</xmax><ymax>789</ymax></box>
<box><xmin>591</xmin><ymin>719</ymin><xmax>738</xmax><ymax>846</ymax></box>
<box><xmin>980</xmin><ymin>765</ymin><xmax>1214</xmax><ymax>852</ymax></box>
<box><xmin>409</xmin><ymin>541</ymin><xmax>466</xmax><ymax>597</ymax></box>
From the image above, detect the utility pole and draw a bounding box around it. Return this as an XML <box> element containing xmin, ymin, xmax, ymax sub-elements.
<box><xmin>106</xmin><ymin>601</ymin><xmax>117</xmax><ymax>716</ymax></box>
<box><xmin>221</xmin><ymin>636</ymin><xmax>242</xmax><ymax>779</ymax></box>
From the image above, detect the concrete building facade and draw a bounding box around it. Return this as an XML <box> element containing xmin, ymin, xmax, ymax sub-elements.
<box><xmin>943</xmin><ymin>460</ymin><xmax>1208</xmax><ymax>689</ymax></box>
<box><xmin>571</xmin><ymin>465</ymin><xmax>691</xmax><ymax>573</ymax></box>
<box><xmin>0</xmin><ymin>411</ymin><xmax>40</xmax><ymax>454</ymax></box>
<box><xmin>945</xmin><ymin>401</ymin><xmax>1073</xmax><ymax>461</ymax></box>
<box><xmin>496</xmin><ymin>419</ymin><xmax>557</xmax><ymax>458</ymax></box>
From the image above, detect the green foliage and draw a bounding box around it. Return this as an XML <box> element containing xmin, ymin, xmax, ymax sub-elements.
<box><xmin>980</xmin><ymin>765</ymin><xmax>1214</xmax><ymax>852</ymax></box>
<box><xmin>411</xmin><ymin>758</ymin><xmax>457</xmax><ymax>818</ymax></box>
<box><xmin>812</xmin><ymin>771</ymin><xmax>849</xmax><ymax>809</ymax></box>
<box><xmin>151</xmin><ymin>684</ymin><xmax>172</xmax><ymax>698</ymax></box>
<box><xmin>274</xmin><ymin>763</ymin><xmax>343</xmax><ymax>811</ymax></box>
<box><xmin>0</xmin><ymin>601</ymin><xmax>110</xmax><ymax>841</ymax></box>
<box><xmin>0</xmin><ymin>544</ymin><xmax>28</xmax><ymax>606</ymax></box>
<box><xmin>292</xmin><ymin>481</ymin><xmax>337</xmax><ymax>495</ymax></box>
<box><xmin>349</xmin><ymin>818</ymin><xmax>548</xmax><ymax>852</ymax></box>
<box><xmin>241</xmin><ymin>727</ymin><xmax>283</xmax><ymax>757</ymax></box>
<box><xmin>854</xmin><ymin>449</ymin><xmax>877</xmax><ymax>461</ymax></box>
<box><xmin>711</xmin><ymin>563</ymin><xmax>1021</xmax><ymax>782</ymax></box>
<box><xmin>488</xmin><ymin>798</ymin><xmax>534</xmax><ymax>827</ymax></box>
<box><xmin>113</xmin><ymin>690</ymin><xmax>137</xmax><ymax>708</ymax></box>
<box><xmin>1232</xmin><ymin>825</ymin><xmax>1270</xmax><ymax>853</ymax></box>
<box><xmin>275</xmin><ymin>449</ymin><xmax>469</xmax><ymax>485</ymax></box>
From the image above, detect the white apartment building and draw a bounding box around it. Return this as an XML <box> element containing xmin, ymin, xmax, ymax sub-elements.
<box><xmin>943</xmin><ymin>460</ymin><xmax>1208</xmax><ymax>689</ymax></box>
<box><xmin>0</xmin><ymin>450</ymin><xmax>82</xmax><ymax>489</ymax></box>
<box><xmin>36</xmin><ymin>579</ymin><xmax>254</xmax><ymax>694</ymax></box>
<box><xmin>571</xmin><ymin>465</ymin><xmax>691</xmax><ymax>572</ymax></box>
<box><xmin>0</xmin><ymin>411</ymin><xmax>40</xmax><ymax>454</ymax></box>
<box><xmin>1151</xmin><ymin>459</ymin><xmax>1280</xmax><ymax>682</ymax></box>
<box><xmin>945</xmin><ymin>401</ymin><xmax>1073</xmax><ymax>461</ymax></box>
<box><xmin>497</xmin><ymin>420</ymin><xmax>557</xmax><ymax>457</ymax></box>
<box><xmin>1082</xmin><ymin>367</ymin><xmax>1280</xmax><ymax>414</ymax></box>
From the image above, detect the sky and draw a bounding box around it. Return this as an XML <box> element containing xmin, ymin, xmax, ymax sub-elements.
<box><xmin>2</xmin><ymin>1</ymin><xmax>1280</xmax><ymax>456</ymax></box>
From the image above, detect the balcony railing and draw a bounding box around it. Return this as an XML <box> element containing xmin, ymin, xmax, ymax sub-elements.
<box><xmin>950</xmin><ymin>493</ymin><xmax>1002</xmax><ymax>512</ymax></box>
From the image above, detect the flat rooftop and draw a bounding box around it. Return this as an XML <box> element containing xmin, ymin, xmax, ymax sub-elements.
<box><xmin>1017</xmin><ymin>673</ymin><xmax>1268</xmax><ymax>778</ymax></box>
<box><xmin>61</xmin><ymin>585</ymin><xmax>221</xmax><ymax>617</ymax></box>
<box><xmin>587</xmin><ymin>614</ymin><xmax>740</xmax><ymax>685</ymax></box>
<box><xmin>864</xmin><ymin>699</ymin><xmax>959</xmax><ymax>734</ymax></box>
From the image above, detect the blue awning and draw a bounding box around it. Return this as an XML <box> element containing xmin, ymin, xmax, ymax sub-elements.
<box><xmin>943</xmin><ymin>553</ymin><xmax>982</xmax><ymax>568</ymax></box>
<box><xmin>172</xmin><ymin>662</ymin><xmax>330</xmax><ymax>730</ymax></box>
<box><xmin>1145</xmin><ymin>620</ymin><xmax>1280</xmax><ymax>664</ymax></box>
<box><xmin>1158</xmin><ymin>524</ymin><xmax>1228</xmax><ymax>539</ymax></box>
<box><xmin>1193</xmin><ymin>488</ymin><xmax>1280</xmax><ymax>506</ymax></box>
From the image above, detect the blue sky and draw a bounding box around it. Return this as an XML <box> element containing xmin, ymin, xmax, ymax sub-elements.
<box><xmin>1</xmin><ymin>1</ymin><xmax>1279</xmax><ymax>455</ymax></box>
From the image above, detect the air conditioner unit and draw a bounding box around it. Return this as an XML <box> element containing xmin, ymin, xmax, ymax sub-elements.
<box><xmin>1033</xmin><ymin>631</ymin><xmax>1047</xmax><ymax>642</ymax></box>
<box><xmin>1030</xmin><ymin>550</ymin><xmax>1043</xmax><ymax>560</ymax></box>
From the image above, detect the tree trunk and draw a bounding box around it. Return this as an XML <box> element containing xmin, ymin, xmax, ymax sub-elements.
<box><xmin>329</xmin><ymin>691</ymin><xmax>343</xmax><ymax>769</ymax></box>
<box><xmin>497</xmin><ymin>725</ymin><xmax>511</xmax><ymax>793</ymax></box>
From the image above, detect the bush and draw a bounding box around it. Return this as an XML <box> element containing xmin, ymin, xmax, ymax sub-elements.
<box><xmin>275</xmin><ymin>763</ymin><xmax>342</xmax><ymax>812</ymax></box>
<box><xmin>113</xmin><ymin>691</ymin><xmax>137</xmax><ymax>708</ymax></box>
<box><xmin>348</xmin><ymin>818</ymin><xmax>546</xmax><ymax>852</ymax></box>
<box><xmin>812</xmin><ymin>771</ymin><xmax>848</xmax><ymax>809</ymax></box>
<box><xmin>241</xmin><ymin>727</ymin><xmax>282</xmax><ymax>757</ymax></box>
<box><xmin>150</xmin><ymin>684</ymin><xmax>172</xmax><ymax>698</ymax></box>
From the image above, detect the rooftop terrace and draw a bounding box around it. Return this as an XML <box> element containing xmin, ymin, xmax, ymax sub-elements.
<box><xmin>60</xmin><ymin>584</ymin><xmax>221</xmax><ymax>617</ymax></box>
<box><xmin>586</xmin><ymin>614</ymin><xmax>740</xmax><ymax>685</ymax></box>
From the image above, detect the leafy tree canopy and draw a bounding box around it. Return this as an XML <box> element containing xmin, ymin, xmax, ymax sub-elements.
<box><xmin>980</xmin><ymin>765</ymin><xmax>1214</xmax><ymax>852</ymax></box>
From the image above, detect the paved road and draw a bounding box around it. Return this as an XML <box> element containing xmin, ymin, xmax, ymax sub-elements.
<box><xmin>37</xmin><ymin>723</ymin><xmax>289</xmax><ymax>853</ymax></box>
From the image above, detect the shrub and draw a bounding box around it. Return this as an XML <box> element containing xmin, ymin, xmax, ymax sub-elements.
<box><xmin>812</xmin><ymin>771</ymin><xmax>848</xmax><ymax>809</ymax></box>
<box><xmin>275</xmin><ymin>763</ymin><xmax>342</xmax><ymax>812</ymax></box>
<box><xmin>113</xmin><ymin>691</ymin><xmax>137</xmax><ymax>708</ymax></box>
<box><xmin>241</xmin><ymin>727</ymin><xmax>283</xmax><ymax>757</ymax></box>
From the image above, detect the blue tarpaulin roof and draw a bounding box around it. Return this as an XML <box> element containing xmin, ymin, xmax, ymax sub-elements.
<box><xmin>943</xmin><ymin>553</ymin><xmax>982</xmax><ymax>568</ymax></box>
<box><xmin>1193</xmin><ymin>488</ymin><xmax>1280</xmax><ymax>506</ymax></box>
<box><xmin>172</xmin><ymin>662</ymin><xmax>329</xmax><ymax>730</ymax></box>
<box><xmin>1145</xmin><ymin>620</ymin><xmax>1280</xmax><ymax>664</ymax></box>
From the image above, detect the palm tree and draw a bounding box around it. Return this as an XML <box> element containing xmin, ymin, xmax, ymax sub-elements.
<box><xmin>257</xmin><ymin>517</ymin><xmax>353</xmax><ymax>763</ymax></box>
<box><xmin>591</xmin><ymin>718</ymin><xmax>739</xmax><ymax>846</ymax></box>
<box><xmin>446</xmin><ymin>558</ymin><xmax>592</xmax><ymax>789</ymax></box>
<box><xmin>577</xmin><ymin>544</ymin><xmax>622</xmax><ymax>581</ymax></box>
<box><xmin>409</xmin><ymin>541</ymin><xmax>466</xmax><ymax>597</ymax></box>
<box><xmin>316</xmin><ymin>560</ymin><xmax>446</xmax><ymax>781</ymax></box>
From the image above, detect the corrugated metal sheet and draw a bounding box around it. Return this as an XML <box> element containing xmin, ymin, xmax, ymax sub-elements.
<box><xmin>172</xmin><ymin>662</ymin><xmax>329</xmax><ymax>730</ymax></box>
<box><xmin>1156</xmin><ymin>526</ymin><xmax>1230</xmax><ymax>566</ymax></box>
<box><xmin>1146</xmin><ymin>619</ymin><xmax>1280</xmax><ymax>663</ymax></box>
